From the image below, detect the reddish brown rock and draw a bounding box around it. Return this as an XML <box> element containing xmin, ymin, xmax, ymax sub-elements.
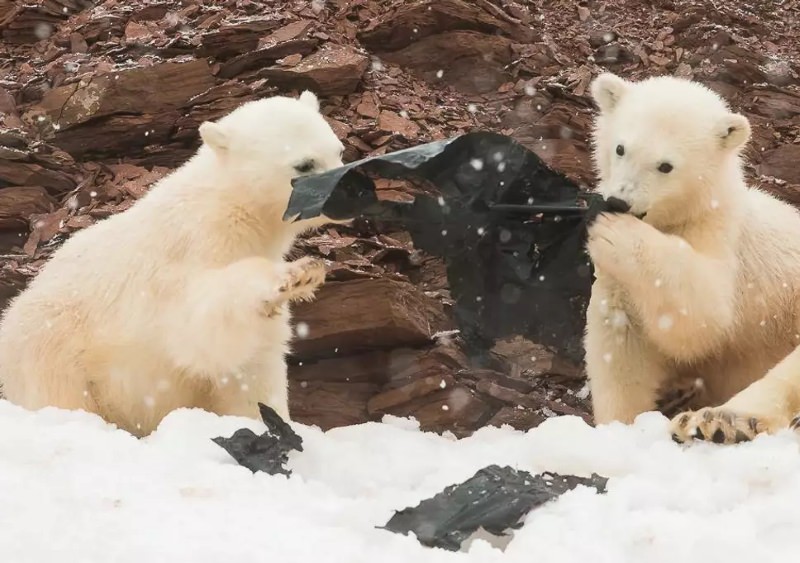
<box><xmin>290</xmin><ymin>278</ymin><xmax>451</xmax><ymax>360</ymax></box>
<box><xmin>0</xmin><ymin>186</ymin><xmax>56</xmax><ymax>230</ymax></box>
<box><xmin>259</xmin><ymin>44</ymin><xmax>369</xmax><ymax>96</ymax></box>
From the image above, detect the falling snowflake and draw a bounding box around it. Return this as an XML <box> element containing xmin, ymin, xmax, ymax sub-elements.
<box><xmin>296</xmin><ymin>322</ymin><xmax>310</xmax><ymax>338</ymax></box>
<box><xmin>436</xmin><ymin>70</ymin><xmax>444</xmax><ymax>78</ymax></box>
<box><xmin>610</xmin><ymin>310</ymin><xmax>628</xmax><ymax>328</ymax></box>
<box><xmin>467</xmin><ymin>103</ymin><xmax>477</xmax><ymax>113</ymax></box>
<box><xmin>34</xmin><ymin>23</ymin><xmax>53</xmax><ymax>40</ymax></box>
<box><xmin>603</xmin><ymin>352</ymin><xmax>613</xmax><ymax>363</ymax></box>
<box><xmin>469</xmin><ymin>158</ymin><xmax>484</xmax><ymax>170</ymax></box>
<box><xmin>658</xmin><ymin>314</ymin><xmax>674</xmax><ymax>331</ymax></box>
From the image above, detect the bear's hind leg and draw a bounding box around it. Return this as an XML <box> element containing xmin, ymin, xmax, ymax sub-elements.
<box><xmin>670</xmin><ymin>345</ymin><xmax>800</xmax><ymax>444</ymax></box>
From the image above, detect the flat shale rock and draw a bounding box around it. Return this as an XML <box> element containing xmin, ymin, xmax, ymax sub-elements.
<box><xmin>34</xmin><ymin>58</ymin><xmax>216</xmax><ymax>130</ymax></box>
<box><xmin>378</xmin><ymin>30</ymin><xmax>515</xmax><ymax>95</ymax></box>
<box><xmin>0</xmin><ymin>133</ymin><xmax>78</xmax><ymax>195</ymax></box>
<box><xmin>289</xmin><ymin>380</ymin><xmax>377</xmax><ymax>430</ymax></box>
<box><xmin>0</xmin><ymin>186</ymin><xmax>56</xmax><ymax>230</ymax></box>
<box><xmin>358</xmin><ymin>0</ymin><xmax>536</xmax><ymax>51</ymax></box>
<box><xmin>759</xmin><ymin>144</ymin><xmax>800</xmax><ymax>185</ymax></box>
<box><xmin>290</xmin><ymin>278</ymin><xmax>450</xmax><ymax>361</ymax></box>
<box><xmin>259</xmin><ymin>44</ymin><xmax>369</xmax><ymax>96</ymax></box>
<box><xmin>197</xmin><ymin>18</ymin><xmax>281</xmax><ymax>59</ymax></box>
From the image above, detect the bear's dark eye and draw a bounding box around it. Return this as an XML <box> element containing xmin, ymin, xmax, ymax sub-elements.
<box><xmin>294</xmin><ymin>160</ymin><xmax>316</xmax><ymax>174</ymax></box>
<box><xmin>616</xmin><ymin>144</ymin><xmax>624</xmax><ymax>156</ymax></box>
<box><xmin>658</xmin><ymin>162</ymin><xmax>673</xmax><ymax>174</ymax></box>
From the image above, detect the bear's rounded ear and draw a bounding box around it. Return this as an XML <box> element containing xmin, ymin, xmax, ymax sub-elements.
<box><xmin>718</xmin><ymin>112</ymin><xmax>751</xmax><ymax>152</ymax></box>
<box><xmin>199</xmin><ymin>121</ymin><xmax>230</xmax><ymax>153</ymax></box>
<box><xmin>590</xmin><ymin>72</ymin><xmax>629</xmax><ymax>112</ymax></box>
<box><xmin>299</xmin><ymin>90</ymin><xmax>320</xmax><ymax>112</ymax></box>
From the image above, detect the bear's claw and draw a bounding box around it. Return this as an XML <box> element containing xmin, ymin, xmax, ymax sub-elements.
<box><xmin>263</xmin><ymin>257</ymin><xmax>326</xmax><ymax>317</ymax></box>
<box><xmin>669</xmin><ymin>407</ymin><xmax>778</xmax><ymax>445</ymax></box>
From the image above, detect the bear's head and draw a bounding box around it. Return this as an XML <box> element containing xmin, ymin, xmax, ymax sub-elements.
<box><xmin>589</xmin><ymin>72</ymin><xmax>751</xmax><ymax>228</ymax></box>
<box><xmin>197</xmin><ymin>91</ymin><xmax>345</xmax><ymax>226</ymax></box>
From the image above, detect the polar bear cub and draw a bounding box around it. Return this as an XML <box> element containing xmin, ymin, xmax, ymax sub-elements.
<box><xmin>0</xmin><ymin>91</ymin><xmax>344</xmax><ymax>437</ymax></box>
<box><xmin>584</xmin><ymin>72</ymin><xmax>800</xmax><ymax>444</ymax></box>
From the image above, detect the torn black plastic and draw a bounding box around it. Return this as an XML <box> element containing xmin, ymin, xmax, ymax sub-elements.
<box><xmin>212</xmin><ymin>403</ymin><xmax>303</xmax><ymax>476</ymax></box>
<box><xmin>285</xmin><ymin>132</ymin><xmax>613</xmax><ymax>363</ymax></box>
<box><xmin>381</xmin><ymin>465</ymin><xmax>608</xmax><ymax>551</ymax></box>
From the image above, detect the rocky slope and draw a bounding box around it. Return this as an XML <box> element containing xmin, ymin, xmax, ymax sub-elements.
<box><xmin>1</xmin><ymin>0</ymin><xmax>799</xmax><ymax>434</ymax></box>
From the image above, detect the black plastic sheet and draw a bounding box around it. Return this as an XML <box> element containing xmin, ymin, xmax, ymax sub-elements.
<box><xmin>381</xmin><ymin>465</ymin><xmax>609</xmax><ymax>551</ymax></box>
<box><xmin>212</xmin><ymin>403</ymin><xmax>303</xmax><ymax>476</ymax></box>
<box><xmin>285</xmin><ymin>132</ymin><xmax>613</xmax><ymax>363</ymax></box>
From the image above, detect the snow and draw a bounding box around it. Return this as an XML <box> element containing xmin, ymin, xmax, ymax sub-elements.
<box><xmin>2</xmin><ymin>401</ymin><xmax>800</xmax><ymax>562</ymax></box>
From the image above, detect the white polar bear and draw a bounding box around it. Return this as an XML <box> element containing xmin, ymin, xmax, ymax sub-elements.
<box><xmin>0</xmin><ymin>91</ymin><xmax>344</xmax><ymax>437</ymax></box>
<box><xmin>584</xmin><ymin>72</ymin><xmax>800</xmax><ymax>444</ymax></box>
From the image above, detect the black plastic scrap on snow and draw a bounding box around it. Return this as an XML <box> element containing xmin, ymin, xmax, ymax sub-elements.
<box><xmin>381</xmin><ymin>465</ymin><xmax>609</xmax><ymax>551</ymax></box>
<box><xmin>284</xmin><ymin>131</ymin><xmax>615</xmax><ymax>363</ymax></box>
<box><xmin>212</xmin><ymin>403</ymin><xmax>303</xmax><ymax>476</ymax></box>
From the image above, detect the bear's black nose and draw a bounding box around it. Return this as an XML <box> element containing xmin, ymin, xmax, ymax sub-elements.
<box><xmin>605</xmin><ymin>197</ymin><xmax>631</xmax><ymax>213</ymax></box>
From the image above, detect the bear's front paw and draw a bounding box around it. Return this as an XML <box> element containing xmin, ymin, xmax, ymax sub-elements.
<box><xmin>669</xmin><ymin>407</ymin><xmax>783</xmax><ymax>445</ymax></box>
<box><xmin>586</xmin><ymin>213</ymin><xmax>646</xmax><ymax>279</ymax></box>
<box><xmin>263</xmin><ymin>258</ymin><xmax>326</xmax><ymax>317</ymax></box>
<box><xmin>279</xmin><ymin>257</ymin><xmax>326</xmax><ymax>298</ymax></box>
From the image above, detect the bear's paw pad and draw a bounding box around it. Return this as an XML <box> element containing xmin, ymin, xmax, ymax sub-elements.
<box><xmin>669</xmin><ymin>407</ymin><xmax>772</xmax><ymax>445</ymax></box>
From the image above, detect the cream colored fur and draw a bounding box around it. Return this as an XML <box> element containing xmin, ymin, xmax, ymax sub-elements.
<box><xmin>0</xmin><ymin>91</ymin><xmax>344</xmax><ymax>437</ymax></box>
<box><xmin>584</xmin><ymin>72</ymin><xmax>800</xmax><ymax>444</ymax></box>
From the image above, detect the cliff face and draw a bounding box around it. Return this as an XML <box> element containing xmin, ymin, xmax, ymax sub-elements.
<box><xmin>1</xmin><ymin>0</ymin><xmax>798</xmax><ymax>434</ymax></box>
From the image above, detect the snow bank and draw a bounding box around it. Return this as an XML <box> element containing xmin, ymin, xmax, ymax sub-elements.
<box><xmin>1</xmin><ymin>399</ymin><xmax>799</xmax><ymax>563</ymax></box>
